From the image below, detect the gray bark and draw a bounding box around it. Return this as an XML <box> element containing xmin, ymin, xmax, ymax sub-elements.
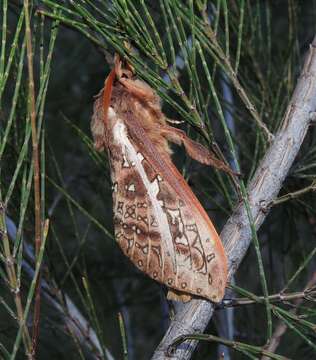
<box><xmin>151</xmin><ymin>37</ymin><xmax>316</xmax><ymax>360</ymax></box>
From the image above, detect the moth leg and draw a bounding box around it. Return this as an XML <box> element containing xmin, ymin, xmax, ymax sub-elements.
<box><xmin>118</xmin><ymin>77</ymin><xmax>156</xmax><ymax>101</ymax></box>
<box><xmin>160</xmin><ymin>124</ymin><xmax>236</xmax><ymax>176</ymax></box>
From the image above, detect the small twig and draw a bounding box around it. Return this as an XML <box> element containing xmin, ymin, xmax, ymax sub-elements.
<box><xmin>271</xmin><ymin>179</ymin><xmax>316</xmax><ymax>206</ymax></box>
<box><xmin>118</xmin><ymin>312</ymin><xmax>128</xmax><ymax>360</ymax></box>
<box><xmin>24</xmin><ymin>0</ymin><xmax>42</xmax><ymax>355</ymax></box>
<box><xmin>217</xmin><ymin>287</ymin><xmax>316</xmax><ymax>309</ymax></box>
<box><xmin>169</xmin><ymin>334</ymin><xmax>289</xmax><ymax>360</ymax></box>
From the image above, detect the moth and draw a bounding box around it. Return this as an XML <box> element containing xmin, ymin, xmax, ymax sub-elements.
<box><xmin>91</xmin><ymin>56</ymin><xmax>233</xmax><ymax>302</ymax></box>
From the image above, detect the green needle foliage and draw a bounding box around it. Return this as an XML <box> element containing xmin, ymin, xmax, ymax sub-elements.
<box><xmin>0</xmin><ymin>1</ymin><xmax>316</xmax><ymax>359</ymax></box>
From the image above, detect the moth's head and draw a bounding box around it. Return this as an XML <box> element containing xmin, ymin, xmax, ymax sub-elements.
<box><xmin>113</xmin><ymin>55</ymin><xmax>159</xmax><ymax>105</ymax></box>
<box><xmin>91</xmin><ymin>55</ymin><xmax>163</xmax><ymax>151</ymax></box>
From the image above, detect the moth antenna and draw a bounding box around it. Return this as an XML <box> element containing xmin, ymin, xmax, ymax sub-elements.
<box><xmin>102</xmin><ymin>67</ymin><xmax>116</xmax><ymax>124</ymax></box>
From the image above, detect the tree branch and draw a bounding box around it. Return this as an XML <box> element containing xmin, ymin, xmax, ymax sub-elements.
<box><xmin>151</xmin><ymin>36</ymin><xmax>316</xmax><ymax>360</ymax></box>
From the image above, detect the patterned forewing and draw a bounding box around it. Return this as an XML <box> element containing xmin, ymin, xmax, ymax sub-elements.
<box><xmin>108</xmin><ymin>117</ymin><xmax>226</xmax><ymax>302</ymax></box>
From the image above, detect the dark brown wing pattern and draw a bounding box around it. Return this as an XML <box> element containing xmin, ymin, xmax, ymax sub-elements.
<box><xmin>107</xmin><ymin>113</ymin><xmax>227</xmax><ymax>302</ymax></box>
